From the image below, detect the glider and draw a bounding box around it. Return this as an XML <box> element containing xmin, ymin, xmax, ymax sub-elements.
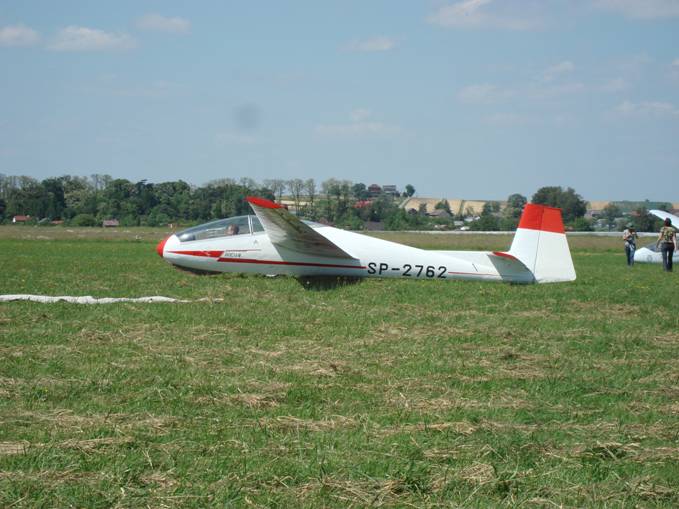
<box><xmin>633</xmin><ymin>209</ymin><xmax>679</xmax><ymax>264</ymax></box>
<box><xmin>156</xmin><ymin>197</ymin><xmax>576</xmax><ymax>284</ymax></box>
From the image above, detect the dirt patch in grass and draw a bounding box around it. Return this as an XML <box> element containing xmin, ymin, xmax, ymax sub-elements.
<box><xmin>626</xmin><ymin>477</ymin><xmax>678</xmax><ymax>502</ymax></box>
<box><xmin>59</xmin><ymin>436</ymin><xmax>134</xmax><ymax>451</ymax></box>
<box><xmin>382</xmin><ymin>420</ymin><xmax>477</xmax><ymax>436</ymax></box>
<box><xmin>365</xmin><ymin>323</ymin><xmax>474</xmax><ymax>346</ymax></box>
<box><xmin>197</xmin><ymin>392</ymin><xmax>282</xmax><ymax>408</ymax></box>
<box><xmin>0</xmin><ymin>441</ymin><xmax>30</xmax><ymax>456</ymax></box>
<box><xmin>140</xmin><ymin>470</ymin><xmax>179</xmax><ymax>490</ymax></box>
<box><xmin>247</xmin><ymin>348</ymin><xmax>285</xmax><ymax>358</ymax></box>
<box><xmin>5</xmin><ymin>410</ymin><xmax>174</xmax><ymax>435</ymax></box>
<box><xmin>257</xmin><ymin>415</ymin><xmax>357</xmax><ymax>432</ymax></box>
<box><xmin>568</xmin><ymin>301</ymin><xmax>640</xmax><ymax>317</ymax></box>
<box><xmin>297</xmin><ymin>477</ymin><xmax>415</xmax><ymax>506</ymax></box>
<box><xmin>652</xmin><ymin>332</ymin><xmax>679</xmax><ymax>346</ymax></box>
<box><xmin>458</xmin><ymin>462</ymin><xmax>495</xmax><ymax>485</ymax></box>
<box><xmin>0</xmin><ymin>469</ymin><xmax>103</xmax><ymax>483</ymax></box>
<box><xmin>385</xmin><ymin>392</ymin><xmax>531</xmax><ymax>412</ymax></box>
<box><xmin>0</xmin><ymin>436</ymin><xmax>132</xmax><ymax>456</ymax></box>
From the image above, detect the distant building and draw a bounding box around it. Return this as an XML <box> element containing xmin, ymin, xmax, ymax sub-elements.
<box><xmin>585</xmin><ymin>200</ymin><xmax>610</xmax><ymax>219</ymax></box>
<box><xmin>102</xmin><ymin>219</ymin><xmax>120</xmax><ymax>228</ymax></box>
<box><xmin>382</xmin><ymin>185</ymin><xmax>399</xmax><ymax>197</ymax></box>
<box><xmin>367</xmin><ymin>184</ymin><xmax>382</xmax><ymax>197</ymax></box>
<box><xmin>12</xmin><ymin>215</ymin><xmax>30</xmax><ymax>223</ymax></box>
<box><xmin>428</xmin><ymin>208</ymin><xmax>451</xmax><ymax>218</ymax></box>
<box><xmin>400</xmin><ymin>197</ymin><xmax>506</xmax><ymax>217</ymax></box>
<box><xmin>354</xmin><ymin>200</ymin><xmax>372</xmax><ymax>209</ymax></box>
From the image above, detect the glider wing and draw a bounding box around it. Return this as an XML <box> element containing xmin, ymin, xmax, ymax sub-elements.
<box><xmin>246</xmin><ymin>196</ymin><xmax>356</xmax><ymax>259</ymax></box>
<box><xmin>649</xmin><ymin>209</ymin><xmax>679</xmax><ymax>226</ymax></box>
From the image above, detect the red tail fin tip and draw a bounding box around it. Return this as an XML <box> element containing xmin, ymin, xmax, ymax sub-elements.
<box><xmin>517</xmin><ymin>204</ymin><xmax>565</xmax><ymax>234</ymax></box>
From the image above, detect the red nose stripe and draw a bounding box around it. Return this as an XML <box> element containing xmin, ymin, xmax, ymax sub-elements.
<box><xmin>156</xmin><ymin>236</ymin><xmax>170</xmax><ymax>257</ymax></box>
<box><xmin>168</xmin><ymin>250</ymin><xmax>223</xmax><ymax>258</ymax></box>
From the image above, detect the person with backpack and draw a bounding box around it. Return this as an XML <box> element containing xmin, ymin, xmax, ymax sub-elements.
<box><xmin>657</xmin><ymin>218</ymin><xmax>677</xmax><ymax>272</ymax></box>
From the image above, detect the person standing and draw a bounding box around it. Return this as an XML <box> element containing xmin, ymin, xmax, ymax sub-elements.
<box><xmin>622</xmin><ymin>224</ymin><xmax>638</xmax><ymax>266</ymax></box>
<box><xmin>656</xmin><ymin>218</ymin><xmax>677</xmax><ymax>272</ymax></box>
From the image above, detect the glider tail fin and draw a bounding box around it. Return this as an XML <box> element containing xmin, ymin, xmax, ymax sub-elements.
<box><xmin>507</xmin><ymin>204</ymin><xmax>576</xmax><ymax>283</ymax></box>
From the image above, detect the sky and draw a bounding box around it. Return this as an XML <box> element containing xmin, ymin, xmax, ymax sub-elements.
<box><xmin>1</xmin><ymin>0</ymin><xmax>678</xmax><ymax>201</ymax></box>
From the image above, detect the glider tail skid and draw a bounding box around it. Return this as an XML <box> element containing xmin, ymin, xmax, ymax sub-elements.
<box><xmin>496</xmin><ymin>203</ymin><xmax>576</xmax><ymax>283</ymax></box>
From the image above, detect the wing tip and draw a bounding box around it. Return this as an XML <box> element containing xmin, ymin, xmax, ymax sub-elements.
<box><xmin>247</xmin><ymin>196</ymin><xmax>283</xmax><ymax>209</ymax></box>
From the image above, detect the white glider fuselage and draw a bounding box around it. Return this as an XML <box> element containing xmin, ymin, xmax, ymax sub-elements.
<box><xmin>634</xmin><ymin>243</ymin><xmax>679</xmax><ymax>264</ymax></box>
<box><xmin>161</xmin><ymin>222</ymin><xmax>533</xmax><ymax>283</ymax></box>
<box><xmin>157</xmin><ymin>197</ymin><xmax>576</xmax><ymax>285</ymax></box>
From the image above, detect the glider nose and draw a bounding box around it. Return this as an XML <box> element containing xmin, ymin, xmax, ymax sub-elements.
<box><xmin>156</xmin><ymin>236</ymin><xmax>170</xmax><ymax>257</ymax></box>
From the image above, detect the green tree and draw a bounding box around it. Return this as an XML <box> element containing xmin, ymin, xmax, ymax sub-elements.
<box><xmin>500</xmin><ymin>193</ymin><xmax>527</xmax><ymax>230</ymax></box>
<box><xmin>70</xmin><ymin>213</ymin><xmax>98</xmax><ymax>226</ymax></box>
<box><xmin>601</xmin><ymin>203</ymin><xmax>622</xmax><ymax>231</ymax></box>
<box><xmin>507</xmin><ymin>193</ymin><xmax>527</xmax><ymax>210</ymax></box>
<box><xmin>632</xmin><ymin>207</ymin><xmax>661</xmax><ymax>232</ymax></box>
<box><xmin>532</xmin><ymin>186</ymin><xmax>586</xmax><ymax>223</ymax></box>
<box><xmin>351</xmin><ymin>183</ymin><xmax>368</xmax><ymax>200</ymax></box>
<box><xmin>572</xmin><ymin>217</ymin><xmax>594</xmax><ymax>231</ymax></box>
<box><xmin>405</xmin><ymin>184</ymin><xmax>415</xmax><ymax>197</ymax></box>
<box><xmin>473</xmin><ymin>215</ymin><xmax>499</xmax><ymax>231</ymax></box>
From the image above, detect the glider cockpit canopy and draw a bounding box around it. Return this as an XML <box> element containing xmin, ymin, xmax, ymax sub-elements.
<box><xmin>177</xmin><ymin>215</ymin><xmax>264</xmax><ymax>242</ymax></box>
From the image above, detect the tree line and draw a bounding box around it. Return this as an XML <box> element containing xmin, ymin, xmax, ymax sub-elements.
<box><xmin>0</xmin><ymin>173</ymin><xmax>664</xmax><ymax>231</ymax></box>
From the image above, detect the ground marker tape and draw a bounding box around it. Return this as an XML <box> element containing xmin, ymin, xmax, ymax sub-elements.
<box><xmin>0</xmin><ymin>295</ymin><xmax>223</xmax><ymax>304</ymax></box>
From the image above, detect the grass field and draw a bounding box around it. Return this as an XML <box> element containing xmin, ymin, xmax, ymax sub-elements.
<box><xmin>1</xmin><ymin>226</ymin><xmax>678</xmax><ymax>507</ymax></box>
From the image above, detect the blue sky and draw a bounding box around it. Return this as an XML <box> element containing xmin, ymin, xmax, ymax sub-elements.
<box><xmin>1</xmin><ymin>0</ymin><xmax>678</xmax><ymax>201</ymax></box>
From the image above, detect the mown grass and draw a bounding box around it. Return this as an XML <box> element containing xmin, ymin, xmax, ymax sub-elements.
<box><xmin>1</xmin><ymin>228</ymin><xmax>678</xmax><ymax>507</ymax></box>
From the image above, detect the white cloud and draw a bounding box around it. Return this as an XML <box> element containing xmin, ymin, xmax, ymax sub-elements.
<box><xmin>345</xmin><ymin>36</ymin><xmax>396</xmax><ymax>52</ymax></box>
<box><xmin>615</xmin><ymin>100</ymin><xmax>679</xmax><ymax>117</ymax></box>
<box><xmin>542</xmin><ymin>61</ymin><xmax>575</xmax><ymax>82</ymax></box>
<box><xmin>113</xmin><ymin>80</ymin><xmax>183</xmax><ymax>98</ymax></box>
<box><xmin>457</xmin><ymin>80</ymin><xmax>584</xmax><ymax>105</ymax></box>
<box><xmin>136</xmin><ymin>14</ymin><xmax>190</xmax><ymax>34</ymax></box>
<box><xmin>350</xmin><ymin>109</ymin><xmax>372</xmax><ymax>122</ymax></box>
<box><xmin>671</xmin><ymin>58</ymin><xmax>679</xmax><ymax>80</ymax></box>
<box><xmin>533</xmin><ymin>82</ymin><xmax>586</xmax><ymax>98</ymax></box>
<box><xmin>427</xmin><ymin>0</ymin><xmax>543</xmax><ymax>30</ymax></box>
<box><xmin>457</xmin><ymin>83</ymin><xmax>513</xmax><ymax>103</ymax></box>
<box><xmin>483</xmin><ymin>112</ymin><xmax>538</xmax><ymax>127</ymax></box>
<box><xmin>316</xmin><ymin>110</ymin><xmax>399</xmax><ymax>137</ymax></box>
<box><xmin>48</xmin><ymin>26</ymin><xmax>136</xmax><ymax>51</ymax></box>
<box><xmin>215</xmin><ymin>132</ymin><xmax>258</xmax><ymax>146</ymax></box>
<box><xmin>0</xmin><ymin>24</ymin><xmax>40</xmax><ymax>47</ymax></box>
<box><xmin>594</xmin><ymin>0</ymin><xmax>679</xmax><ymax>19</ymax></box>
<box><xmin>316</xmin><ymin>122</ymin><xmax>399</xmax><ymax>136</ymax></box>
<box><xmin>599</xmin><ymin>77</ymin><xmax>627</xmax><ymax>92</ymax></box>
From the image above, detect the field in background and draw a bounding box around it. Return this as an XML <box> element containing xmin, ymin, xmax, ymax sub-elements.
<box><xmin>1</xmin><ymin>229</ymin><xmax>678</xmax><ymax>507</ymax></box>
<box><xmin>0</xmin><ymin>224</ymin><xmax>628</xmax><ymax>251</ymax></box>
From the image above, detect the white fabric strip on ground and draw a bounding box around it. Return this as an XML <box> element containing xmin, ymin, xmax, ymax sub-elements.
<box><xmin>0</xmin><ymin>295</ymin><xmax>223</xmax><ymax>304</ymax></box>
